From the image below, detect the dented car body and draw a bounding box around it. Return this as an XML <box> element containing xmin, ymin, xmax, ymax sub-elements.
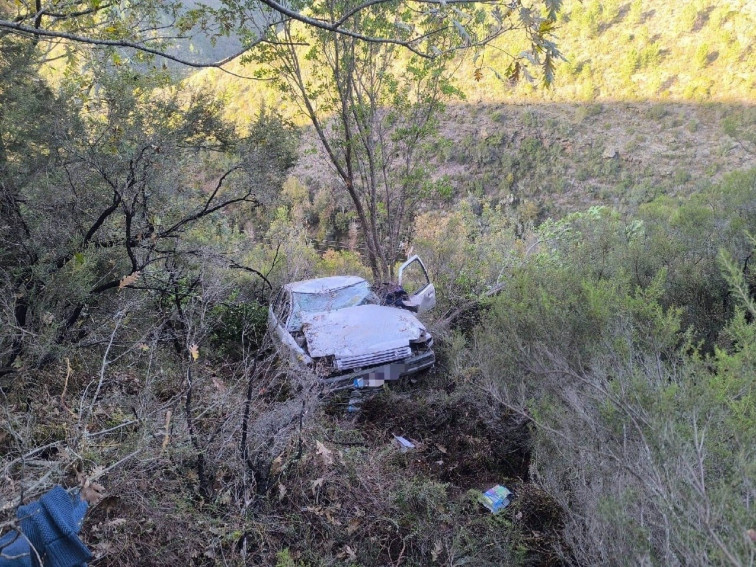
<box><xmin>269</xmin><ymin>256</ymin><xmax>436</xmax><ymax>389</ymax></box>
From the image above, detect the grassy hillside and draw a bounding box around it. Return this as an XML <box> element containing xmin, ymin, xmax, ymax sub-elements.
<box><xmin>468</xmin><ymin>0</ymin><xmax>756</xmax><ymax>102</ymax></box>
<box><xmin>191</xmin><ymin>0</ymin><xmax>756</xmax><ymax>124</ymax></box>
<box><xmin>187</xmin><ymin>0</ymin><xmax>756</xmax><ymax>237</ymax></box>
<box><xmin>291</xmin><ymin>101</ymin><xmax>755</xmax><ymax>225</ymax></box>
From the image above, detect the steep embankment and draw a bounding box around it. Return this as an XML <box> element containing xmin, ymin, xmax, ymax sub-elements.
<box><xmin>291</xmin><ymin>101</ymin><xmax>755</xmax><ymax>222</ymax></box>
<box><xmin>187</xmin><ymin>0</ymin><xmax>755</xmax><ymax>226</ymax></box>
<box><xmin>435</xmin><ymin>101</ymin><xmax>754</xmax><ymax>216</ymax></box>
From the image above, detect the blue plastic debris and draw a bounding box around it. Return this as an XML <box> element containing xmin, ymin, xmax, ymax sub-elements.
<box><xmin>352</xmin><ymin>377</ymin><xmax>385</xmax><ymax>388</ymax></box>
<box><xmin>479</xmin><ymin>485</ymin><xmax>513</xmax><ymax>514</ymax></box>
<box><xmin>0</xmin><ymin>485</ymin><xmax>92</xmax><ymax>567</ymax></box>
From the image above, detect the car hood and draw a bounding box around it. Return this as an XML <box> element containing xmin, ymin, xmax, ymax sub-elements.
<box><xmin>301</xmin><ymin>304</ymin><xmax>428</xmax><ymax>358</ymax></box>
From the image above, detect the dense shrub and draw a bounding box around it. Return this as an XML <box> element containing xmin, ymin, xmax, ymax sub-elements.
<box><xmin>459</xmin><ymin>173</ymin><xmax>756</xmax><ymax>565</ymax></box>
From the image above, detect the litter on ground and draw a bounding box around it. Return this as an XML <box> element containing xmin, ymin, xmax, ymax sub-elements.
<box><xmin>392</xmin><ymin>435</ymin><xmax>416</xmax><ymax>452</ymax></box>
<box><xmin>479</xmin><ymin>485</ymin><xmax>513</xmax><ymax>514</ymax></box>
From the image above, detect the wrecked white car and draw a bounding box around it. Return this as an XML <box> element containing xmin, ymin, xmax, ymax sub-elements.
<box><xmin>268</xmin><ymin>256</ymin><xmax>436</xmax><ymax>390</ymax></box>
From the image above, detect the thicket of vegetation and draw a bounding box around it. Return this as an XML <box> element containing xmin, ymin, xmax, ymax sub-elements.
<box><xmin>1</xmin><ymin>0</ymin><xmax>755</xmax><ymax>565</ymax></box>
<box><xmin>421</xmin><ymin>169</ymin><xmax>756</xmax><ymax>565</ymax></box>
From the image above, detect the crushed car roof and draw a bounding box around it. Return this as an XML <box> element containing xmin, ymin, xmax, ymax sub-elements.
<box><xmin>286</xmin><ymin>275</ymin><xmax>366</xmax><ymax>294</ymax></box>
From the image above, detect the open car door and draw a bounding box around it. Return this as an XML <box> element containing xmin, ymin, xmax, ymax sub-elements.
<box><xmin>397</xmin><ymin>255</ymin><xmax>436</xmax><ymax>314</ymax></box>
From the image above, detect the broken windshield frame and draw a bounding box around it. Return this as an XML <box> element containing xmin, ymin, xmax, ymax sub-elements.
<box><xmin>288</xmin><ymin>280</ymin><xmax>377</xmax><ymax>331</ymax></box>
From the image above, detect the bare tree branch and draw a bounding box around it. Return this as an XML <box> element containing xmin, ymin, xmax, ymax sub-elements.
<box><xmin>0</xmin><ymin>18</ymin><xmax>260</xmax><ymax>77</ymax></box>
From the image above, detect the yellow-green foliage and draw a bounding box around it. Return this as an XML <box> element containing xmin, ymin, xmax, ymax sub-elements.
<box><xmin>464</xmin><ymin>174</ymin><xmax>756</xmax><ymax>563</ymax></box>
<box><xmin>184</xmin><ymin>0</ymin><xmax>755</xmax><ymax>131</ymax></box>
<box><xmin>411</xmin><ymin>198</ymin><xmax>524</xmax><ymax>307</ymax></box>
<box><xmin>461</xmin><ymin>0</ymin><xmax>756</xmax><ymax>102</ymax></box>
<box><xmin>280</xmin><ymin>176</ymin><xmax>312</xmax><ymax>224</ymax></box>
<box><xmin>316</xmin><ymin>249</ymin><xmax>371</xmax><ymax>279</ymax></box>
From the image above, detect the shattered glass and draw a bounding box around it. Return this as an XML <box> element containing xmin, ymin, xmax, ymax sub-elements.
<box><xmin>289</xmin><ymin>281</ymin><xmax>376</xmax><ymax>330</ymax></box>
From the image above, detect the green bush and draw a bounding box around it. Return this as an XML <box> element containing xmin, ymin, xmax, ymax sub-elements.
<box><xmin>210</xmin><ymin>300</ymin><xmax>268</xmax><ymax>356</ymax></box>
<box><xmin>461</xmin><ymin>174</ymin><xmax>756</xmax><ymax>564</ymax></box>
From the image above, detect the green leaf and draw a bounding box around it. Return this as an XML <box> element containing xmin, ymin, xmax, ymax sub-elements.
<box><xmin>539</xmin><ymin>19</ymin><xmax>556</xmax><ymax>35</ymax></box>
<box><xmin>543</xmin><ymin>0</ymin><xmax>562</xmax><ymax>21</ymax></box>
<box><xmin>543</xmin><ymin>53</ymin><xmax>556</xmax><ymax>87</ymax></box>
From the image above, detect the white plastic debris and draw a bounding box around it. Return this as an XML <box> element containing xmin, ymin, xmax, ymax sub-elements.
<box><xmin>393</xmin><ymin>435</ymin><xmax>416</xmax><ymax>452</ymax></box>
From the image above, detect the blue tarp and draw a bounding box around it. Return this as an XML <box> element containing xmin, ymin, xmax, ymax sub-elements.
<box><xmin>0</xmin><ymin>486</ymin><xmax>91</xmax><ymax>567</ymax></box>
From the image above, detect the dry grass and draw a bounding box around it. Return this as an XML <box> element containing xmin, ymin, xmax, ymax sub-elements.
<box><xmin>1</xmin><ymin>359</ymin><xmax>563</xmax><ymax>566</ymax></box>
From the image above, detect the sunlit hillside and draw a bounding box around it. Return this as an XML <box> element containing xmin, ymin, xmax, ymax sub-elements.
<box><xmin>189</xmin><ymin>0</ymin><xmax>756</xmax><ymax>125</ymax></box>
<box><xmin>185</xmin><ymin>0</ymin><xmax>756</xmax><ymax>229</ymax></box>
<box><xmin>469</xmin><ymin>0</ymin><xmax>756</xmax><ymax>102</ymax></box>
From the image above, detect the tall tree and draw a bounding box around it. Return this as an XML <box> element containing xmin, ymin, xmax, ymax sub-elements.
<box><xmin>249</xmin><ymin>0</ymin><xmax>560</xmax><ymax>280</ymax></box>
<box><xmin>254</xmin><ymin>7</ymin><xmax>460</xmax><ymax>279</ymax></box>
